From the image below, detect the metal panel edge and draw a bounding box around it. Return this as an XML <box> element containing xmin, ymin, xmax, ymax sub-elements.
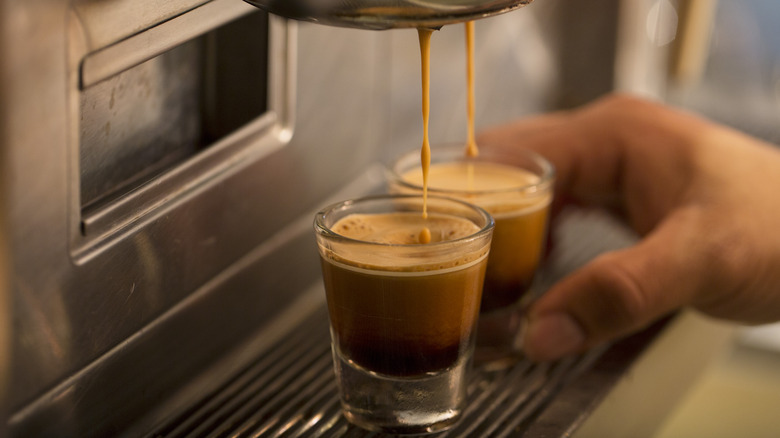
<box><xmin>80</xmin><ymin>0</ymin><xmax>257</xmax><ymax>88</ymax></box>
<box><xmin>72</xmin><ymin>15</ymin><xmax>297</xmax><ymax>263</ymax></box>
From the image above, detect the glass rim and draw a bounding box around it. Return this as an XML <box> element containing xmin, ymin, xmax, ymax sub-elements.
<box><xmin>314</xmin><ymin>194</ymin><xmax>495</xmax><ymax>249</ymax></box>
<box><xmin>388</xmin><ymin>143</ymin><xmax>556</xmax><ymax>197</ymax></box>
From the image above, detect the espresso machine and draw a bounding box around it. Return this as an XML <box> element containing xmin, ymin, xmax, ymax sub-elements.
<box><xmin>0</xmin><ymin>0</ymin><xmax>745</xmax><ymax>437</ymax></box>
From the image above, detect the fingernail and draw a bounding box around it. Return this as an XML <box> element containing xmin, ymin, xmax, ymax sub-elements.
<box><xmin>523</xmin><ymin>313</ymin><xmax>585</xmax><ymax>361</ymax></box>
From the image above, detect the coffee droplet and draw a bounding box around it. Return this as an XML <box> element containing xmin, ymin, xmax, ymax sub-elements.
<box><xmin>419</xmin><ymin>227</ymin><xmax>431</xmax><ymax>244</ymax></box>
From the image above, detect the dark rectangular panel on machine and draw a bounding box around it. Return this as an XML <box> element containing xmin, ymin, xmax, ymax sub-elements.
<box><xmin>79</xmin><ymin>12</ymin><xmax>269</xmax><ymax>213</ymax></box>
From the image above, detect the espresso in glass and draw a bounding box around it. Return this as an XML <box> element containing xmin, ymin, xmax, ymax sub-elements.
<box><xmin>389</xmin><ymin>145</ymin><xmax>554</xmax><ymax>363</ymax></box>
<box><xmin>315</xmin><ymin>195</ymin><xmax>494</xmax><ymax>434</ymax></box>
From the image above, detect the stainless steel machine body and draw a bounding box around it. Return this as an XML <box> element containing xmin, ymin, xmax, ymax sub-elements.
<box><xmin>2</xmin><ymin>0</ymin><xmax>776</xmax><ymax>436</ymax></box>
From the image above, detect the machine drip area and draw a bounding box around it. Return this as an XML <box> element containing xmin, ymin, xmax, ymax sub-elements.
<box><xmin>242</xmin><ymin>0</ymin><xmax>534</xmax><ymax>29</ymax></box>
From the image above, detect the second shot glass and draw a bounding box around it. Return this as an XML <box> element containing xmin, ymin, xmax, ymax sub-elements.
<box><xmin>388</xmin><ymin>144</ymin><xmax>555</xmax><ymax>365</ymax></box>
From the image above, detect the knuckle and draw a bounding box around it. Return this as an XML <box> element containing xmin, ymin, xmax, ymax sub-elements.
<box><xmin>693</xmin><ymin>223</ymin><xmax>757</xmax><ymax>313</ymax></box>
<box><xmin>594</xmin><ymin>93</ymin><xmax>653</xmax><ymax>117</ymax></box>
<box><xmin>583</xmin><ymin>254</ymin><xmax>651</xmax><ymax>333</ymax></box>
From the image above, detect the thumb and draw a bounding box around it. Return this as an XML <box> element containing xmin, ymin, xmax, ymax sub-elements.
<box><xmin>522</xmin><ymin>216</ymin><xmax>704</xmax><ymax>361</ymax></box>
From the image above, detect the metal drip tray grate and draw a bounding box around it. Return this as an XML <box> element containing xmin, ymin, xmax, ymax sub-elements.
<box><xmin>144</xmin><ymin>208</ymin><xmax>649</xmax><ymax>438</ymax></box>
<box><xmin>149</xmin><ymin>304</ymin><xmax>605</xmax><ymax>438</ymax></box>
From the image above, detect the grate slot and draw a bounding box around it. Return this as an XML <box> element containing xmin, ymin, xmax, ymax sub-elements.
<box><xmin>496</xmin><ymin>360</ymin><xmax>577</xmax><ymax>438</ymax></box>
<box><xmin>153</xmin><ymin>312</ymin><xmax>331</xmax><ymax>438</ymax></box>
<box><xmin>234</xmin><ymin>355</ymin><xmax>333</xmax><ymax>437</ymax></box>
<box><xmin>202</xmin><ymin>336</ymin><xmax>331</xmax><ymax>438</ymax></box>
<box><xmin>273</xmin><ymin>378</ymin><xmax>338</xmax><ymax>438</ymax></box>
<box><xmin>447</xmin><ymin>363</ymin><xmax>549</xmax><ymax>437</ymax></box>
<box><xmin>474</xmin><ymin>365</ymin><xmax>550</xmax><ymax>437</ymax></box>
<box><xmin>301</xmin><ymin>400</ymin><xmax>348</xmax><ymax>438</ymax></box>
<box><xmin>444</xmin><ymin>364</ymin><xmax>534</xmax><ymax>437</ymax></box>
<box><xmin>447</xmin><ymin>362</ymin><xmax>534</xmax><ymax>437</ymax></box>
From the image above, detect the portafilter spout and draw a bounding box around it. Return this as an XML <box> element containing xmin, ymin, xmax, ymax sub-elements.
<box><xmin>242</xmin><ymin>0</ymin><xmax>535</xmax><ymax>30</ymax></box>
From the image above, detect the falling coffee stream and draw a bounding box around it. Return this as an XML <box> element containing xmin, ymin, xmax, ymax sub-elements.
<box><xmin>465</xmin><ymin>21</ymin><xmax>478</xmax><ymax>159</ymax></box>
<box><xmin>418</xmin><ymin>28</ymin><xmax>433</xmax><ymax>243</ymax></box>
<box><xmin>465</xmin><ymin>21</ymin><xmax>478</xmax><ymax>191</ymax></box>
<box><xmin>416</xmin><ymin>23</ymin><xmax>479</xmax><ymax>243</ymax></box>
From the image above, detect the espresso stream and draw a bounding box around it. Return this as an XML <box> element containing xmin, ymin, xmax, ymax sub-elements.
<box><xmin>412</xmin><ymin>25</ymin><xmax>552</xmax><ymax>312</ymax></box>
<box><xmin>416</xmin><ymin>22</ymin><xmax>479</xmax><ymax>229</ymax></box>
<box><xmin>418</xmin><ymin>28</ymin><xmax>433</xmax><ymax>224</ymax></box>
<box><xmin>464</xmin><ymin>21</ymin><xmax>478</xmax><ymax>159</ymax></box>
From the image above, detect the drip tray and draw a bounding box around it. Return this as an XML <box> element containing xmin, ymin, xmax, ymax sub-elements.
<box><xmin>143</xmin><ymin>189</ymin><xmax>735</xmax><ymax>437</ymax></box>
<box><xmin>152</xmin><ymin>306</ymin><xmax>599</xmax><ymax>437</ymax></box>
<box><xmin>149</xmin><ymin>304</ymin><xmax>610</xmax><ymax>438</ymax></box>
<box><xmin>145</xmin><ymin>300</ymin><xmax>732</xmax><ymax>438</ymax></box>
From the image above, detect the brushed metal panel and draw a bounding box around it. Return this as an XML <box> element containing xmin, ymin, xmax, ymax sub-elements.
<box><xmin>0</xmin><ymin>0</ymin><xmax>73</xmax><ymax>408</ymax></box>
<box><xmin>0</xmin><ymin>132</ymin><xmax>9</xmax><ymax>436</ymax></box>
<box><xmin>79</xmin><ymin>38</ymin><xmax>203</xmax><ymax>208</ymax></box>
<box><xmin>2</xmin><ymin>1</ymin><xmax>297</xmax><ymax>414</ymax></box>
<box><xmin>77</xmin><ymin>12</ymin><xmax>277</xmax><ymax>245</ymax></box>
<box><xmin>72</xmin><ymin>0</ymin><xmax>211</xmax><ymax>51</ymax></box>
<box><xmin>79</xmin><ymin>0</ymin><xmax>256</xmax><ymax>88</ymax></box>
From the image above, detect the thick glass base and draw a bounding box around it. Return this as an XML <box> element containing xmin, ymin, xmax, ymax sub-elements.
<box><xmin>333</xmin><ymin>347</ymin><xmax>469</xmax><ymax>434</ymax></box>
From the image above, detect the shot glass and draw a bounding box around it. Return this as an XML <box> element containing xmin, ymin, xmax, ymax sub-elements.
<box><xmin>314</xmin><ymin>194</ymin><xmax>494</xmax><ymax>434</ymax></box>
<box><xmin>388</xmin><ymin>145</ymin><xmax>554</xmax><ymax>365</ymax></box>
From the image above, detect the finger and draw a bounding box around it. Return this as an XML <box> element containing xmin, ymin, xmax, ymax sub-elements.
<box><xmin>478</xmin><ymin>110</ymin><xmax>592</xmax><ymax>203</ymax></box>
<box><xmin>478</xmin><ymin>112</ymin><xmax>588</xmax><ymax>220</ymax></box>
<box><xmin>481</xmin><ymin>96</ymin><xmax>703</xmax><ymax>222</ymax></box>
<box><xmin>522</xmin><ymin>209</ymin><xmax>705</xmax><ymax>361</ymax></box>
<box><xmin>479</xmin><ymin>97</ymin><xmax>626</xmax><ymax>208</ymax></box>
<box><xmin>478</xmin><ymin>111</ymin><xmax>571</xmax><ymax>150</ymax></box>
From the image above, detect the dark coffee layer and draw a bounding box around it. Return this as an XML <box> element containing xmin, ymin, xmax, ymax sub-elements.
<box><xmin>321</xmin><ymin>255</ymin><xmax>486</xmax><ymax>377</ymax></box>
<box><xmin>339</xmin><ymin>338</ymin><xmax>463</xmax><ymax>377</ymax></box>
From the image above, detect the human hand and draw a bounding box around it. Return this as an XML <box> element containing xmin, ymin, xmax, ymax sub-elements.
<box><xmin>479</xmin><ymin>94</ymin><xmax>780</xmax><ymax>361</ymax></box>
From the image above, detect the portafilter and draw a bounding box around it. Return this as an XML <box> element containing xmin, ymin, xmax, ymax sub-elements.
<box><xmin>243</xmin><ymin>0</ymin><xmax>535</xmax><ymax>30</ymax></box>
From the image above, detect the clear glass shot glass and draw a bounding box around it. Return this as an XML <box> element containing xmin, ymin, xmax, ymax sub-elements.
<box><xmin>388</xmin><ymin>144</ymin><xmax>555</xmax><ymax>366</ymax></box>
<box><xmin>314</xmin><ymin>194</ymin><xmax>494</xmax><ymax>434</ymax></box>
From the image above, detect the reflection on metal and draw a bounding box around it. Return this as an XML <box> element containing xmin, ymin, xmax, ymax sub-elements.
<box><xmin>0</xmin><ymin>172</ymin><xmax>9</xmax><ymax>436</ymax></box>
<box><xmin>646</xmin><ymin>0</ymin><xmax>679</xmax><ymax>47</ymax></box>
